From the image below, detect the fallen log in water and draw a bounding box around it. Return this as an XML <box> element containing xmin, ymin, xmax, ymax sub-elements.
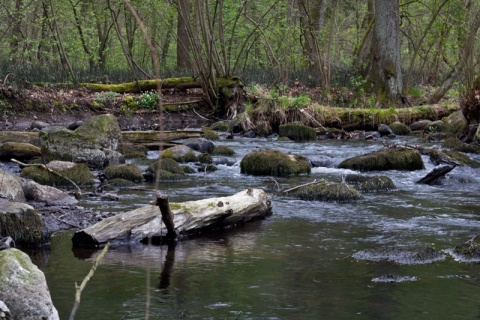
<box><xmin>72</xmin><ymin>188</ymin><xmax>272</xmax><ymax>247</ymax></box>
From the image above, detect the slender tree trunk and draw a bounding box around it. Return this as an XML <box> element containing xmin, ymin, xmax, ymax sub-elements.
<box><xmin>177</xmin><ymin>0</ymin><xmax>192</xmax><ymax>70</ymax></box>
<box><xmin>428</xmin><ymin>9</ymin><xmax>480</xmax><ymax>104</ymax></box>
<box><xmin>368</xmin><ymin>0</ymin><xmax>404</xmax><ymax>104</ymax></box>
<box><xmin>9</xmin><ymin>0</ymin><xmax>24</xmax><ymax>60</ymax></box>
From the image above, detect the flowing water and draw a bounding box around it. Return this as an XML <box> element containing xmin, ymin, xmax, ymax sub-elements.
<box><xmin>27</xmin><ymin>136</ymin><xmax>480</xmax><ymax>319</ymax></box>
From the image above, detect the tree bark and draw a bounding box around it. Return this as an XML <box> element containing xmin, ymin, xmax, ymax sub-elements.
<box><xmin>428</xmin><ymin>9</ymin><xmax>480</xmax><ymax>104</ymax></box>
<box><xmin>72</xmin><ymin>189</ymin><xmax>272</xmax><ymax>247</ymax></box>
<box><xmin>368</xmin><ymin>0</ymin><xmax>404</xmax><ymax>103</ymax></box>
<box><xmin>177</xmin><ymin>0</ymin><xmax>192</xmax><ymax>70</ymax></box>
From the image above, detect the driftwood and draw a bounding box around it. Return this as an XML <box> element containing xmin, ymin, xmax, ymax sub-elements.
<box><xmin>417</xmin><ymin>165</ymin><xmax>456</xmax><ymax>184</ymax></box>
<box><xmin>72</xmin><ymin>188</ymin><xmax>272</xmax><ymax>247</ymax></box>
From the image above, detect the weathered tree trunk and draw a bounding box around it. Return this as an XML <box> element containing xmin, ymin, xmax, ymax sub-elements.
<box><xmin>368</xmin><ymin>0</ymin><xmax>404</xmax><ymax>103</ymax></box>
<box><xmin>417</xmin><ymin>165</ymin><xmax>455</xmax><ymax>184</ymax></box>
<box><xmin>72</xmin><ymin>189</ymin><xmax>272</xmax><ymax>247</ymax></box>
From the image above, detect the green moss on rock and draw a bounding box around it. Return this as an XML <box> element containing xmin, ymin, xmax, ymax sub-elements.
<box><xmin>202</xmin><ymin>127</ymin><xmax>220</xmax><ymax>140</ymax></box>
<box><xmin>389</xmin><ymin>121</ymin><xmax>411</xmax><ymax>136</ymax></box>
<box><xmin>338</xmin><ymin>148</ymin><xmax>424</xmax><ymax>171</ymax></box>
<box><xmin>145</xmin><ymin>158</ymin><xmax>186</xmax><ymax>182</ymax></box>
<box><xmin>0</xmin><ymin>142</ymin><xmax>41</xmax><ymax>161</ymax></box>
<box><xmin>240</xmin><ymin>149</ymin><xmax>311</xmax><ymax>176</ymax></box>
<box><xmin>104</xmin><ymin>164</ymin><xmax>143</xmax><ymax>182</ymax></box>
<box><xmin>19</xmin><ymin>163</ymin><xmax>94</xmax><ymax>187</ymax></box>
<box><xmin>278</xmin><ymin>121</ymin><xmax>317</xmax><ymax>141</ymax></box>
<box><xmin>287</xmin><ymin>180</ymin><xmax>362</xmax><ymax>202</ymax></box>
<box><xmin>345</xmin><ymin>174</ymin><xmax>396</xmax><ymax>192</ymax></box>
<box><xmin>212</xmin><ymin>145</ymin><xmax>235</xmax><ymax>156</ymax></box>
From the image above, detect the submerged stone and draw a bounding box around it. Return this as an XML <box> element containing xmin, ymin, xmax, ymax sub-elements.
<box><xmin>353</xmin><ymin>247</ymin><xmax>446</xmax><ymax>265</ymax></box>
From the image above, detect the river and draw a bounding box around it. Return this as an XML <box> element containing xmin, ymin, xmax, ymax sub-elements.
<box><xmin>28</xmin><ymin>135</ymin><xmax>480</xmax><ymax>319</ymax></box>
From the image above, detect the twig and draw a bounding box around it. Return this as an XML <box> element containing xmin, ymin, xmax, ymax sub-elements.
<box><xmin>193</xmin><ymin>107</ymin><xmax>212</xmax><ymax>121</ymax></box>
<box><xmin>282</xmin><ymin>179</ymin><xmax>319</xmax><ymax>194</ymax></box>
<box><xmin>11</xmin><ymin>158</ymin><xmax>82</xmax><ymax>198</ymax></box>
<box><xmin>299</xmin><ymin>108</ymin><xmax>327</xmax><ymax>131</ymax></box>
<box><xmin>269</xmin><ymin>177</ymin><xmax>282</xmax><ymax>192</ymax></box>
<box><xmin>69</xmin><ymin>242</ymin><xmax>110</xmax><ymax>320</ymax></box>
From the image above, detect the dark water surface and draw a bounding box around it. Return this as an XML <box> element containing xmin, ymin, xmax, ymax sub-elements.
<box><xmin>30</xmin><ymin>137</ymin><xmax>480</xmax><ymax>319</ymax></box>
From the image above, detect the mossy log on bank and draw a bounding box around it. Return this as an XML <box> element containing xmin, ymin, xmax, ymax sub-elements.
<box><xmin>121</xmin><ymin>130</ymin><xmax>202</xmax><ymax>149</ymax></box>
<box><xmin>72</xmin><ymin>188</ymin><xmax>272</xmax><ymax>247</ymax></box>
<box><xmin>80</xmin><ymin>77</ymin><xmax>242</xmax><ymax>94</ymax></box>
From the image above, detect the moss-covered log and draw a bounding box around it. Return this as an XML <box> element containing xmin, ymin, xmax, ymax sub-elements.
<box><xmin>72</xmin><ymin>188</ymin><xmax>272</xmax><ymax>247</ymax></box>
<box><xmin>80</xmin><ymin>77</ymin><xmax>242</xmax><ymax>94</ymax></box>
<box><xmin>121</xmin><ymin>130</ymin><xmax>202</xmax><ymax>149</ymax></box>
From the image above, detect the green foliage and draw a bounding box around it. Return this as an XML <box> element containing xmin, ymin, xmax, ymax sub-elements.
<box><xmin>94</xmin><ymin>91</ymin><xmax>119</xmax><ymax>103</ymax></box>
<box><xmin>138</xmin><ymin>91</ymin><xmax>160</xmax><ymax>109</ymax></box>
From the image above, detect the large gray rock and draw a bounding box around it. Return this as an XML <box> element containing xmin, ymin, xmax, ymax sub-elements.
<box><xmin>21</xmin><ymin>179</ymin><xmax>78</xmax><ymax>205</ymax></box>
<box><xmin>0</xmin><ymin>300</ymin><xmax>11</xmax><ymax>320</ymax></box>
<box><xmin>183</xmin><ymin>137</ymin><xmax>215</xmax><ymax>153</ymax></box>
<box><xmin>0</xmin><ymin>170</ymin><xmax>25</xmax><ymax>202</ymax></box>
<box><xmin>0</xmin><ymin>199</ymin><xmax>47</xmax><ymax>246</ymax></box>
<box><xmin>0</xmin><ymin>248</ymin><xmax>59</xmax><ymax>320</ymax></box>
<box><xmin>443</xmin><ymin>110</ymin><xmax>467</xmax><ymax>137</ymax></box>
<box><xmin>40</xmin><ymin>114</ymin><xmax>124</xmax><ymax>168</ymax></box>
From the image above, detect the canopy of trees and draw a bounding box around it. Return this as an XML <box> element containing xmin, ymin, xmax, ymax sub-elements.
<box><xmin>1</xmin><ymin>0</ymin><xmax>480</xmax><ymax>105</ymax></box>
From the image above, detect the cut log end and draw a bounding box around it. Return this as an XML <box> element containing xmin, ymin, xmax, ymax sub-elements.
<box><xmin>71</xmin><ymin>231</ymin><xmax>99</xmax><ymax>247</ymax></box>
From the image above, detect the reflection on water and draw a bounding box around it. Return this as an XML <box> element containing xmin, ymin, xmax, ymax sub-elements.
<box><xmin>32</xmin><ymin>137</ymin><xmax>480</xmax><ymax>319</ymax></box>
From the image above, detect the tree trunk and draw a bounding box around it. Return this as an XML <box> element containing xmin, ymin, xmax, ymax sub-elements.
<box><xmin>428</xmin><ymin>9</ymin><xmax>480</xmax><ymax>104</ymax></box>
<box><xmin>368</xmin><ymin>0</ymin><xmax>404</xmax><ymax>103</ymax></box>
<box><xmin>177</xmin><ymin>0</ymin><xmax>192</xmax><ymax>70</ymax></box>
<box><xmin>71</xmin><ymin>189</ymin><xmax>273</xmax><ymax>247</ymax></box>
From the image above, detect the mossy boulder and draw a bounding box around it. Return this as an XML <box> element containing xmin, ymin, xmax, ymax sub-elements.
<box><xmin>338</xmin><ymin>148</ymin><xmax>424</xmax><ymax>171</ymax></box>
<box><xmin>0</xmin><ymin>199</ymin><xmax>47</xmax><ymax>246</ymax></box>
<box><xmin>210</xmin><ymin>120</ymin><xmax>230</xmax><ymax>132</ymax></box>
<box><xmin>202</xmin><ymin>127</ymin><xmax>220</xmax><ymax>140</ymax></box>
<box><xmin>0</xmin><ymin>170</ymin><xmax>25</xmax><ymax>202</ymax></box>
<box><xmin>443</xmin><ymin>110</ymin><xmax>467</xmax><ymax>137</ymax></box>
<box><xmin>425</xmin><ymin>120</ymin><xmax>447</xmax><ymax>133</ymax></box>
<box><xmin>19</xmin><ymin>161</ymin><xmax>94</xmax><ymax>188</ymax></box>
<box><xmin>389</xmin><ymin>121</ymin><xmax>411</xmax><ymax>136</ymax></box>
<box><xmin>161</xmin><ymin>145</ymin><xmax>200</xmax><ymax>162</ymax></box>
<box><xmin>443</xmin><ymin>150</ymin><xmax>480</xmax><ymax>168</ymax></box>
<box><xmin>144</xmin><ymin>158</ymin><xmax>186</xmax><ymax>182</ymax></box>
<box><xmin>409</xmin><ymin>120</ymin><xmax>432</xmax><ymax>131</ymax></box>
<box><xmin>119</xmin><ymin>142</ymin><xmax>148</xmax><ymax>159</ymax></box>
<box><xmin>0</xmin><ymin>248</ymin><xmax>59</xmax><ymax>319</ymax></box>
<box><xmin>40</xmin><ymin>114</ymin><xmax>124</xmax><ymax>168</ymax></box>
<box><xmin>212</xmin><ymin>145</ymin><xmax>235</xmax><ymax>156</ymax></box>
<box><xmin>345</xmin><ymin>174</ymin><xmax>396</xmax><ymax>192</ymax></box>
<box><xmin>240</xmin><ymin>149</ymin><xmax>311</xmax><ymax>176</ymax></box>
<box><xmin>0</xmin><ymin>142</ymin><xmax>41</xmax><ymax>161</ymax></box>
<box><xmin>104</xmin><ymin>164</ymin><xmax>143</xmax><ymax>182</ymax></box>
<box><xmin>286</xmin><ymin>180</ymin><xmax>362</xmax><ymax>202</ymax></box>
<box><xmin>183</xmin><ymin>138</ymin><xmax>215</xmax><ymax>153</ymax></box>
<box><xmin>442</xmin><ymin>137</ymin><xmax>480</xmax><ymax>154</ymax></box>
<box><xmin>278</xmin><ymin>122</ymin><xmax>317</xmax><ymax>142</ymax></box>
